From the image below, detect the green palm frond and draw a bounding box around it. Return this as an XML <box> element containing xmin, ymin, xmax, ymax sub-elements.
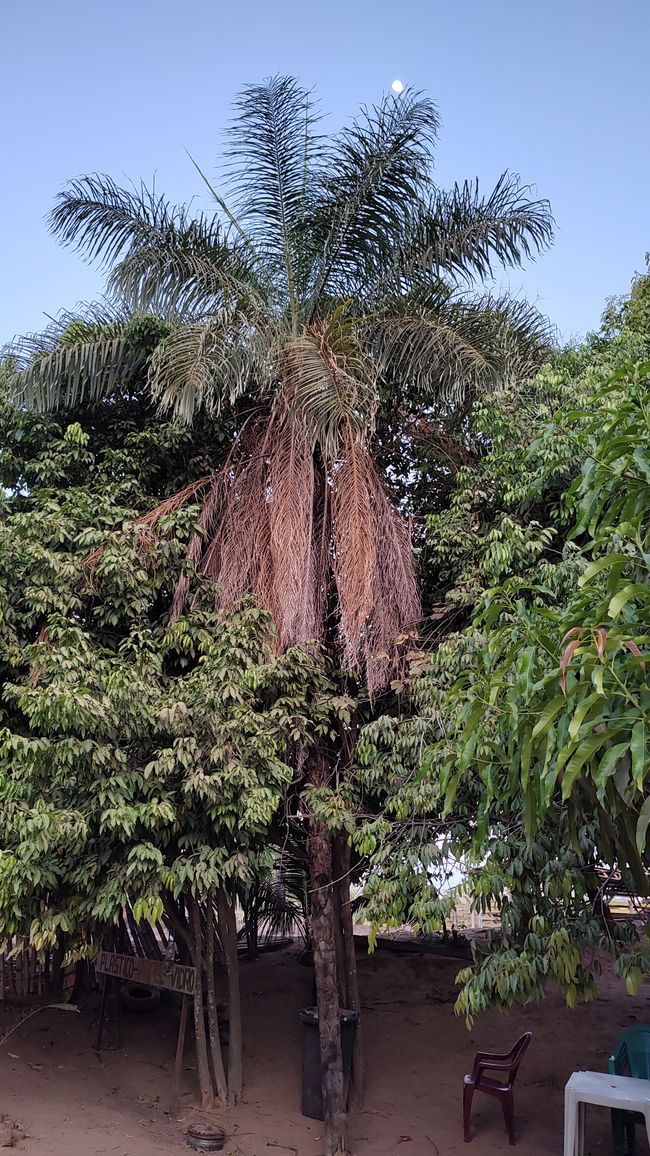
<box><xmin>309</xmin><ymin>88</ymin><xmax>440</xmax><ymax>308</ymax></box>
<box><xmin>475</xmin><ymin>294</ymin><xmax>558</xmax><ymax>380</ymax></box>
<box><xmin>50</xmin><ymin>174</ymin><xmax>263</xmax><ymax>318</ymax></box>
<box><xmin>5</xmin><ymin>301</ymin><xmax>155</xmax><ymax>410</ymax></box>
<box><xmin>224</xmin><ymin>75</ymin><xmax>323</xmax><ymax>325</ymax></box>
<box><xmin>394</xmin><ymin>173</ymin><xmax>554</xmax><ymax>288</ymax></box>
<box><xmin>369</xmin><ymin>293</ymin><xmax>555</xmax><ymax>402</ymax></box>
<box><xmin>237</xmin><ymin>867</ymin><xmax>308</xmax><ymax>951</ymax></box>
<box><xmin>149</xmin><ymin>312</ymin><xmax>273</xmax><ymax>424</ymax></box>
<box><xmin>108</xmin><ymin>226</ymin><xmax>260</xmax><ymax>316</ymax></box>
<box><xmin>282</xmin><ymin>310</ymin><xmax>378</xmax><ymax>457</ymax></box>
<box><xmin>49</xmin><ymin>174</ymin><xmax>191</xmax><ymax>269</ymax></box>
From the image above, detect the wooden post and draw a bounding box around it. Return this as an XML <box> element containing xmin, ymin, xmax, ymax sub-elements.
<box><xmin>112</xmin><ymin>976</ymin><xmax>122</xmax><ymax>1048</ymax></box>
<box><xmin>171</xmin><ymin>994</ymin><xmax>190</xmax><ymax>1115</ymax></box>
<box><xmin>95</xmin><ymin>975</ymin><xmax>109</xmax><ymax>1052</ymax></box>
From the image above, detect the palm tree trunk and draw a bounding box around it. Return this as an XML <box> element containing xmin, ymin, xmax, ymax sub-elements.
<box><xmin>309</xmin><ymin>819</ymin><xmax>349</xmax><ymax>1156</ymax></box>
<box><xmin>334</xmin><ymin>834</ymin><xmax>363</xmax><ymax>1105</ymax></box>
<box><xmin>217</xmin><ymin>885</ymin><xmax>243</xmax><ymax>1105</ymax></box>
<box><xmin>189</xmin><ymin>894</ymin><xmax>214</xmax><ymax>1110</ymax></box>
<box><xmin>331</xmin><ymin>856</ymin><xmax>348</xmax><ymax>1006</ymax></box>
<box><xmin>205</xmin><ymin>892</ymin><xmax>228</xmax><ymax>1101</ymax></box>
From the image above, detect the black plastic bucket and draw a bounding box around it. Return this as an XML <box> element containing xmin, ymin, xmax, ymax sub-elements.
<box><xmin>299</xmin><ymin>1006</ymin><xmax>359</xmax><ymax>1120</ymax></box>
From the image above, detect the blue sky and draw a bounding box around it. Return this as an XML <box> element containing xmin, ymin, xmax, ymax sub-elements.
<box><xmin>1</xmin><ymin>0</ymin><xmax>648</xmax><ymax>345</ymax></box>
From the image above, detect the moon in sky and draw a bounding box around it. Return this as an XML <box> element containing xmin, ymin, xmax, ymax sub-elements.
<box><xmin>391</xmin><ymin>79</ymin><xmax>404</xmax><ymax>94</ymax></box>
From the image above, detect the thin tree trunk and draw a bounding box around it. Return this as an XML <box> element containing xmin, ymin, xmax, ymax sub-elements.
<box><xmin>51</xmin><ymin>934</ymin><xmax>65</xmax><ymax>998</ymax></box>
<box><xmin>205</xmin><ymin>892</ymin><xmax>228</xmax><ymax>1101</ymax></box>
<box><xmin>244</xmin><ymin>885</ymin><xmax>259</xmax><ymax>961</ymax></box>
<box><xmin>217</xmin><ymin>885</ymin><xmax>243</xmax><ymax>1105</ymax></box>
<box><xmin>309</xmin><ymin>820</ymin><xmax>349</xmax><ymax>1156</ymax></box>
<box><xmin>331</xmin><ymin>851</ymin><xmax>348</xmax><ymax>1007</ymax></box>
<box><xmin>334</xmin><ymin>834</ymin><xmax>363</xmax><ymax>1106</ymax></box>
<box><xmin>189</xmin><ymin>894</ymin><xmax>214</xmax><ymax>1110</ymax></box>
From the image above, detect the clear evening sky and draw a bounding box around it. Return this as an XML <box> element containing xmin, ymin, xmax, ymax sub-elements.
<box><xmin>1</xmin><ymin>0</ymin><xmax>648</xmax><ymax>346</ymax></box>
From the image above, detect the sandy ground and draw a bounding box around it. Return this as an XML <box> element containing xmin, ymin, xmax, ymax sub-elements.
<box><xmin>1</xmin><ymin>943</ymin><xmax>649</xmax><ymax>1156</ymax></box>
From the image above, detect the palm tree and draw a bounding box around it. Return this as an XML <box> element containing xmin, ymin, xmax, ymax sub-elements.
<box><xmin>9</xmin><ymin>77</ymin><xmax>553</xmax><ymax>1154</ymax></box>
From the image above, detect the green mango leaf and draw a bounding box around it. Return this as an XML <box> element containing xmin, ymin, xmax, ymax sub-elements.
<box><xmin>568</xmin><ymin>693</ymin><xmax>601</xmax><ymax>741</ymax></box>
<box><xmin>561</xmin><ymin>731</ymin><xmax>614</xmax><ymax>800</ymax></box>
<box><xmin>532</xmin><ymin>695</ymin><xmax>567</xmax><ymax>740</ymax></box>
<box><xmin>626</xmin><ymin>967</ymin><xmax>642</xmax><ymax>996</ymax></box>
<box><xmin>578</xmin><ymin>553</ymin><xmax>630</xmax><ymax>587</ymax></box>
<box><xmin>630</xmin><ymin>721</ymin><xmax>648</xmax><ymax>791</ymax></box>
<box><xmin>636</xmin><ymin>795</ymin><xmax>650</xmax><ymax>852</ymax></box>
<box><xmin>523</xmin><ymin>783</ymin><xmax>537</xmax><ymax>844</ymax></box>
<box><xmin>608</xmin><ymin>584</ymin><xmax>649</xmax><ymax>620</ymax></box>
<box><xmin>632</xmin><ymin>447</ymin><xmax>650</xmax><ymax>481</ymax></box>
<box><xmin>597</xmin><ymin>741</ymin><xmax>630</xmax><ymax>784</ymax></box>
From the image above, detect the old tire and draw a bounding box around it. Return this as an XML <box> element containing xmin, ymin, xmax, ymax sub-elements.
<box><xmin>120</xmin><ymin>982</ymin><xmax>161</xmax><ymax>1013</ymax></box>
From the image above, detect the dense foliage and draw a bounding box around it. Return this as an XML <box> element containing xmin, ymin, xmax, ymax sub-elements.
<box><xmin>355</xmin><ymin>267</ymin><xmax>650</xmax><ymax>1021</ymax></box>
<box><xmin>0</xmin><ymin>362</ymin><xmax>351</xmax><ymax>1105</ymax></box>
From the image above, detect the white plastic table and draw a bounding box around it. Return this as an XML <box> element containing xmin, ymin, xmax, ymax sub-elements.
<box><xmin>564</xmin><ymin>1070</ymin><xmax>650</xmax><ymax>1156</ymax></box>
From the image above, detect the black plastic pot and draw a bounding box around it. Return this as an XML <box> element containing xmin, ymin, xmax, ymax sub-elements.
<box><xmin>299</xmin><ymin>1006</ymin><xmax>359</xmax><ymax>1120</ymax></box>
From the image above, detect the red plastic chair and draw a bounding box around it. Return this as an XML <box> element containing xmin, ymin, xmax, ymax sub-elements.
<box><xmin>463</xmin><ymin>1031</ymin><xmax>532</xmax><ymax>1144</ymax></box>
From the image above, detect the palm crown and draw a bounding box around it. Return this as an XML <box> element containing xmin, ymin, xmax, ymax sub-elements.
<box><xmin>9</xmin><ymin>77</ymin><xmax>554</xmax><ymax>693</ymax></box>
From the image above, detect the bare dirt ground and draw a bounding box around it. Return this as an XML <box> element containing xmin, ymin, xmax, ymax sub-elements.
<box><xmin>1</xmin><ymin>943</ymin><xmax>649</xmax><ymax>1156</ymax></box>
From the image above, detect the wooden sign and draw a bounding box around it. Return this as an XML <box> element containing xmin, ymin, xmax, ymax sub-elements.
<box><xmin>95</xmin><ymin>950</ymin><xmax>196</xmax><ymax>996</ymax></box>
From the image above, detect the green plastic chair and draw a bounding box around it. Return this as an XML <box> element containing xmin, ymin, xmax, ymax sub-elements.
<box><xmin>608</xmin><ymin>1025</ymin><xmax>650</xmax><ymax>1156</ymax></box>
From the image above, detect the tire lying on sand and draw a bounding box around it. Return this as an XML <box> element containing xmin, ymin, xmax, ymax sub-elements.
<box><xmin>120</xmin><ymin>982</ymin><xmax>161</xmax><ymax>1012</ymax></box>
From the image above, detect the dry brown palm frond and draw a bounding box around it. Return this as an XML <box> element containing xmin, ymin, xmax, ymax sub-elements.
<box><xmin>331</xmin><ymin>424</ymin><xmax>378</xmax><ymax>672</ymax></box>
<box><xmin>363</xmin><ymin>488</ymin><xmax>420</xmax><ymax>696</ymax></box>
<box><xmin>165</xmin><ymin>421</ymin><xmax>277</xmax><ymax>626</ymax></box>
<box><xmin>76</xmin><ymin>394</ymin><xmax>418</xmax><ymax>691</ymax></box>
<box><xmin>175</xmin><ymin>478</ymin><xmax>224</xmax><ymax>617</ymax></box>
<box><xmin>212</xmin><ymin>428</ymin><xmax>271</xmax><ymax>606</ymax></box>
<box><xmin>161</xmin><ymin>406</ymin><xmax>329</xmax><ymax>653</ymax></box>
<box><xmin>398</xmin><ymin>409</ymin><xmax>477</xmax><ymax>468</ymax></box>
<box><xmin>251</xmin><ymin>497</ymin><xmax>277</xmax><ymax>631</ymax></box>
<box><xmin>328</xmin><ymin>423</ymin><xmax>420</xmax><ymax>693</ymax></box>
<box><xmin>198</xmin><ymin>413</ymin><xmax>325</xmax><ymax>652</ymax></box>
<box><xmin>137</xmin><ymin>475</ymin><xmax>216</xmax><ymax>528</ymax></box>
<box><xmin>298</xmin><ymin>465</ymin><xmax>330</xmax><ymax>645</ymax></box>
<box><xmin>83</xmin><ymin>474</ymin><xmax>215</xmax><ymax>579</ymax></box>
<box><xmin>267</xmin><ymin>414</ymin><xmax>316</xmax><ymax>647</ymax></box>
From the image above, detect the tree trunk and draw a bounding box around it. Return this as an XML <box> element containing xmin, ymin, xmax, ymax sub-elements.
<box><xmin>331</xmin><ymin>852</ymin><xmax>348</xmax><ymax>1007</ymax></box>
<box><xmin>217</xmin><ymin>885</ymin><xmax>243</xmax><ymax>1105</ymax></box>
<box><xmin>334</xmin><ymin>834</ymin><xmax>363</xmax><ymax>1105</ymax></box>
<box><xmin>51</xmin><ymin>934</ymin><xmax>65</xmax><ymax>998</ymax></box>
<box><xmin>309</xmin><ymin>820</ymin><xmax>349</xmax><ymax>1156</ymax></box>
<box><xmin>244</xmin><ymin>884</ymin><xmax>259</xmax><ymax>960</ymax></box>
<box><xmin>189</xmin><ymin>894</ymin><xmax>214</xmax><ymax>1110</ymax></box>
<box><xmin>205</xmin><ymin>892</ymin><xmax>228</xmax><ymax>1101</ymax></box>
